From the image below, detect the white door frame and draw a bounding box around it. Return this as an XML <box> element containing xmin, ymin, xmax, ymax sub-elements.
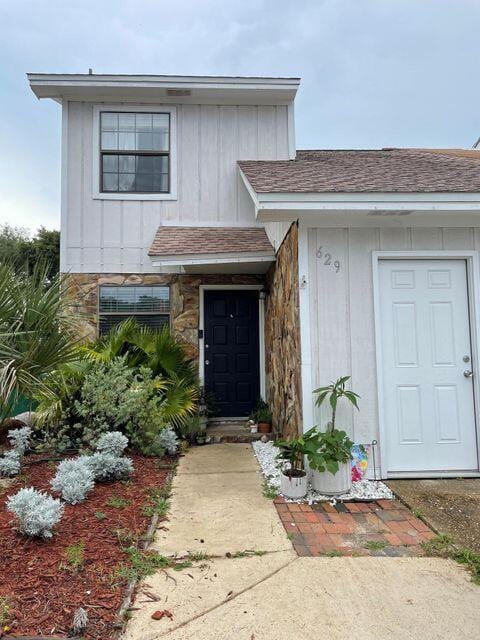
<box><xmin>198</xmin><ymin>284</ymin><xmax>266</xmax><ymax>404</ymax></box>
<box><xmin>372</xmin><ymin>250</ymin><xmax>480</xmax><ymax>478</ymax></box>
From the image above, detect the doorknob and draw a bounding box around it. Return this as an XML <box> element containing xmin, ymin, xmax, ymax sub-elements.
<box><xmin>464</xmin><ymin>369</ymin><xmax>473</xmax><ymax>378</ymax></box>
<box><xmin>205</xmin><ymin>360</ymin><xmax>210</xmax><ymax>366</ymax></box>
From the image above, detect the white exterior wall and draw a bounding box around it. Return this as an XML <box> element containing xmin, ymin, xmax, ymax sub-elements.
<box><xmin>63</xmin><ymin>102</ymin><xmax>291</xmax><ymax>273</ymax></box>
<box><xmin>303</xmin><ymin>225</ymin><xmax>480</xmax><ymax>455</ymax></box>
<box><xmin>264</xmin><ymin>221</ymin><xmax>294</xmax><ymax>251</ymax></box>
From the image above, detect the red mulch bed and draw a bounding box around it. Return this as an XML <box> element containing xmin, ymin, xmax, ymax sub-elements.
<box><xmin>0</xmin><ymin>453</ymin><xmax>171</xmax><ymax>639</ymax></box>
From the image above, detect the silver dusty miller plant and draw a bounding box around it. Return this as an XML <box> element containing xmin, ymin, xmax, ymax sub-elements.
<box><xmin>154</xmin><ymin>427</ymin><xmax>178</xmax><ymax>455</ymax></box>
<box><xmin>0</xmin><ymin>450</ymin><xmax>22</xmax><ymax>477</ymax></box>
<box><xmin>72</xmin><ymin>607</ymin><xmax>88</xmax><ymax>634</ymax></box>
<box><xmin>50</xmin><ymin>458</ymin><xmax>95</xmax><ymax>504</ymax></box>
<box><xmin>85</xmin><ymin>452</ymin><xmax>133</xmax><ymax>482</ymax></box>
<box><xmin>0</xmin><ymin>427</ymin><xmax>32</xmax><ymax>477</ymax></box>
<box><xmin>95</xmin><ymin>431</ymin><xmax>128</xmax><ymax>457</ymax></box>
<box><xmin>7</xmin><ymin>487</ymin><xmax>64</xmax><ymax>538</ymax></box>
<box><xmin>83</xmin><ymin>431</ymin><xmax>133</xmax><ymax>481</ymax></box>
<box><xmin>8</xmin><ymin>426</ymin><xmax>32</xmax><ymax>454</ymax></box>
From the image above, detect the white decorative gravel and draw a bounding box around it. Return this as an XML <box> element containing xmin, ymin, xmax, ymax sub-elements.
<box><xmin>252</xmin><ymin>440</ymin><xmax>394</xmax><ymax>503</ymax></box>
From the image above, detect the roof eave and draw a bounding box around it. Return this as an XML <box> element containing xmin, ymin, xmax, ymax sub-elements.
<box><xmin>27</xmin><ymin>73</ymin><xmax>300</xmax><ymax>105</ymax></box>
<box><xmin>149</xmin><ymin>250</ymin><xmax>275</xmax><ymax>265</ymax></box>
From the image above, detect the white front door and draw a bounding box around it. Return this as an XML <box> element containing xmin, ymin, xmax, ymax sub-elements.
<box><xmin>379</xmin><ymin>259</ymin><xmax>478</xmax><ymax>474</ymax></box>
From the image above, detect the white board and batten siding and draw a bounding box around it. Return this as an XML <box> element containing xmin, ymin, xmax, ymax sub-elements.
<box><xmin>63</xmin><ymin>102</ymin><xmax>291</xmax><ymax>273</ymax></box>
<box><xmin>306</xmin><ymin>226</ymin><xmax>480</xmax><ymax>475</ymax></box>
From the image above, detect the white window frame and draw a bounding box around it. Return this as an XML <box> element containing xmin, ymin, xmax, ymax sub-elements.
<box><xmin>92</xmin><ymin>104</ymin><xmax>177</xmax><ymax>201</ymax></box>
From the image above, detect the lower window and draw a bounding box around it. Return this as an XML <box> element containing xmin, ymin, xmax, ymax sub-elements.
<box><xmin>98</xmin><ymin>285</ymin><xmax>170</xmax><ymax>335</ymax></box>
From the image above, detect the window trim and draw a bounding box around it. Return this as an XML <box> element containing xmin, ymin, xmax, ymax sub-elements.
<box><xmin>92</xmin><ymin>104</ymin><xmax>177</xmax><ymax>201</ymax></box>
<box><xmin>98</xmin><ymin>284</ymin><xmax>171</xmax><ymax>336</ymax></box>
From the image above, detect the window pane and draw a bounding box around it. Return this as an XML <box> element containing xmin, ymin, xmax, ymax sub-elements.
<box><xmin>119</xmin><ymin>173</ymin><xmax>136</xmax><ymax>192</ymax></box>
<box><xmin>152</xmin><ymin>155</ymin><xmax>168</xmax><ymax>173</ymax></box>
<box><xmin>136</xmin><ymin>155</ymin><xmax>155</xmax><ymax>174</ymax></box>
<box><xmin>103</xmin><ymin>155</ymin><xmax>118</xmax><ymax>172</ymax></box>
<box><xmin>136</xmin><ymin>113</ymin><xmax>152</xmax><ymax>131</ymax></box>
<box><xmin>152</xmin><ymin>173</ymin><xmax>169</xmax><ymax>192</ymax></box>
<box><xmin>136</xmin><ymin>132</ymin><xmax>153</xmax><ymax>150</ymax></box>
<box><xmin>101</xmin><ymin>131</ymin><xmax>118</xmax><ymax>150</ymax></box>
<box><xmin>103</xmin><ymin>173</ymin><xmax>119</xmax><ymax>191</ymax></box>
<box><xmin>118</xmin><ymin>131</ymin><xmax>136</xmax><ymax>150</ymax></box>
<box><xmin>152</xmin><ymin>132</ymin><xmax>168</xmax><ymax>151</ymax></box>
<box><xmin>99</xmin><ymin>286</ymin><xmax>170</xmax><ymax>313</ymax></box>
<box><xmin>119</xmin><ymin>155</ymin><xmax>136</xmax><ymax>172</ymax></box>
<box><xmin>135</xmin><ymin>173</ymin><xmax>154</xmax><ymax>191</ymax></box>
<box><xmin>101</xmin><ymin>113</ymin><xmax>118</xmax><ymax>130</ymax></box>
<box><xmin>118</xmin><ymin>113</ymin><xmax>135</xmax><ymax>130</ymax></box>
<box><xmin>152</xmin><ymin>114</ymin><xmax>169</xmax><ymax>131</ymax></box>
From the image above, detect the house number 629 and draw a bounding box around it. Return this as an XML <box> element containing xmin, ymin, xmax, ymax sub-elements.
<box><xmin>316</xmin><ymin>246</ymin><xmax>341</xmax><ymax>272</ymax></box>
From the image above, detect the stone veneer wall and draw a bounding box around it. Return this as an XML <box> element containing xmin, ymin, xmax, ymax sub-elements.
<box><xmin>264</xmin><ymin>222</ymin><xmax>302</xmax><ymax>438</ymax></box>
<box><xmin>67</xmin><ymin>272</ymin><xmax>264</xmax><ymax>360</ymax></box>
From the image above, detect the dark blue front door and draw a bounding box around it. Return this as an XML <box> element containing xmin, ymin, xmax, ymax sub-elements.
<box><xmin>204</xmin><ymin>290</ymin><xmax>260</xmax><ymax>417</ymax></box>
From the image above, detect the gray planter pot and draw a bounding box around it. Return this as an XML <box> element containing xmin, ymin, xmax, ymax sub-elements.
<box><xmin>312</xmin><ymin>462</ymin><xmax>351</xmax><ymax>496</ymax></box>
<box><xmin>280</xmin><ymin>472</ymin><xmax>308</xmax><ymax>499</ymax></box>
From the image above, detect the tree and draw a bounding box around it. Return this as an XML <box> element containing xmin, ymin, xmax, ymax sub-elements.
<box><xmin>0</xmin><ymin>263</ymin><xmax>81</xmax><ymax>424</ymax></box>
<box><xmin>0</xmin><ymin>225</ymin><xmax>60</xmax><ymax>280</ymax></box>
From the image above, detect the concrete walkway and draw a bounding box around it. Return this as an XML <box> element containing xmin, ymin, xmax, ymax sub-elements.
<box><xmin>123</xmin><ymin>444</ymin><xmax>480</xmax><ymax>640</ymax></box>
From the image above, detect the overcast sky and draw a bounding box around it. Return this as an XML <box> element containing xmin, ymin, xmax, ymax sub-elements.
<box><xmin>1</xmin><ymin>0</ymin><xmax>480</xmax><ymax>232</ymax></box>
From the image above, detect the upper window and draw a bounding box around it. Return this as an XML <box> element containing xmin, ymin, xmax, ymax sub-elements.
<box><xmin>100</xmin><ymin>112</ymin><xmax>170</xmax><ymax>194</ymax></box>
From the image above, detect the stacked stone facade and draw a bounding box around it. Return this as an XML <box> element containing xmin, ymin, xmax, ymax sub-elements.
<box><xmin>67</xmin><ymin>273</ymin><xmax>263</xmax><ymax>361</ymax></box>
<box><xmin>264</xmin><ymin>223</ymin><xmax>302</xmax><ymax>438</ymax></box>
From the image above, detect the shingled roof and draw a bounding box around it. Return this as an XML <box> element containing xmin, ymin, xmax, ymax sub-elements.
<box><xmin>148</xmin><ymin>226</ymin><xmax>273</xmax><ymax>257</ymax></box>
<box><xmin>238</xmin><ymin>149</ymin><xmax>480</xmax><ymax>194</ymax></box>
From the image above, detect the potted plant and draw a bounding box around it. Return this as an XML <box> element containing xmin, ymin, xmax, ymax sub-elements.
<box><xmin>307</xmin><ymin>376</ymin><xmax>361</xmax><ymax>496</ymax></box>
<box><xmin>275</xmin><ymin>428</ymin><xmax>317</xmax><ymax>499</ymax></box>
<box><xmin>251</xmin><ymin>399</ymin><xmax>272</xmax><ymax>434</ymax></box>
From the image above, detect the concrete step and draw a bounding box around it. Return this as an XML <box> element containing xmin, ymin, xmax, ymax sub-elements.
<box><xmin>206</xmin><ymin>420</ymin><xmax>273</xmax><ymax>443</ymax></box>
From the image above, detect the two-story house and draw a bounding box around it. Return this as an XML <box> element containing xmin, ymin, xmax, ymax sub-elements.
<box><xmin>29</xmin><ymin>73</ymin><xmax>480</xmax><ymax>479</ymax></box>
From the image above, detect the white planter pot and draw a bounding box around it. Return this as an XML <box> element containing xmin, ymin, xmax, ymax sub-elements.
<box><xmin>312</xmin><ymin>462</ymin><xmax>351</xmax><ymax>496</ymax></box>
<box><xmin>280</xmin><ymin>472</ymin><xmax>308</xmax><ymax>499</ymax></box>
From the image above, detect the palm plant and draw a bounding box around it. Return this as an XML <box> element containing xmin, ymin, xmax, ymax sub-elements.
<box><xmin>81</xmin><ymin>319</ymin><xmax>199</xmax><ymax>433</ymax></box>
<box><xmin>0</xmin><ymin>263</ymin><xmax>82</xmax><ymax>424</ymax></box>
<box><xmin>82</xmin><ymin>319</ymin><xmax>197</xmax><ymax>386</ymax></box>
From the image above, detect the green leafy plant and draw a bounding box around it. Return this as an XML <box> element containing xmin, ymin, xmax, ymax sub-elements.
<box><xmin>321</xmin><ymin>550</ymin><xmax>343</xmax><ymax>557</ymax></box>
<box><xmin>0</xmin><ymin>595</ymin><xmax>12</xmax><ymax>627</ymax></box>
<box><xmin>81</xmin><ymin>320</ymin><xmax>199</xmax><ymax>432</ymax></box>
<box><xmin>314</xmin><ymin>376</ymin><xmax>359</xmax><ymax>432</ymax></box>
<box><xmin>275</xmin><ymin>428</ymin><xmax>318</xmax><ymax>478</ymax></box>
<box><xmin>364</xmin><ymin>540</ymin><xmax>388</xmax><ymax>551</ymax></box>
<box><xmin>94</xmin><ymin>511</ymin><xmax>107</xmax><ymax>521</ymax></box>
<box><xmin>307</xmin><ymin>376</ymin><xmax>361</xmax><ymax>475</ymax></box>
<box><xmin>262</xmin><ymin>479</ymin><xmax>278</xmax><ymax>499</ymax></box>
<box><xmin>250</xmin><ymin>398</ymin><xmax>272</xmax><ymax>424</ymax></box>
<box><xmin>421</xmin><ymin>534</ymin><xmax>480</xmax><ymax>585</ymax></box>
<box><xmin>307</xmin><ymin>428</ymin><xmax>355</xmax><ymax>475</ymax></box>
<box><xmin>142</xmin><ymin>494</ymin><xmax>169</xmax><ymax>517</ymax></box>
<box><xmin>114</xmin><ymin>547</ymin><xmax>194</xmax><ymax>582</ymax></box>
<box><xmin>105</xmin><ymin>495</ymin><xmax>131</xmax><ymax>509</ymax></box>
<box><xmin>62</xmin><ymin>541</ymin><xmax>85</xmax><ymax>572</ymax></box>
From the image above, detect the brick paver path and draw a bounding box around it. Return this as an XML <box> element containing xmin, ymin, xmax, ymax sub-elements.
<box><xmin>275</xmin><ymin>497</ymin><xmax>437</xmax><ymax>557</ymax></box>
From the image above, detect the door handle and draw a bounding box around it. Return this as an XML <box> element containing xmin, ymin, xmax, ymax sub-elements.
<box><xmin>464</xmin><ymin>370</ymin><xmax>473</xmax><ymax>378</ymax></box>
<box><xmin>205</xmin><ymin>360</ymin><xmax>210</xmax><ymax>366</ymax></box>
